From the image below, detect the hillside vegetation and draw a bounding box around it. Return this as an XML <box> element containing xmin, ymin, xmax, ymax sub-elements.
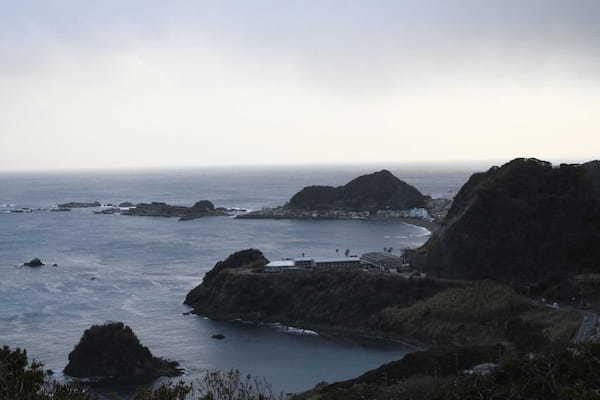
<box><xmin>296</xmin><ymin>342</ymin><xmax>600</xmax><ymax>400</ymax></box>
<box><xmin>412</xmin><ymin>158</ymin><xmax>600</xmax><ymax>287</ymax></box>
<box><xmin>379</xmin><ymin>282</ymin><xmax>579</xmax><ymax>348</ymax></box>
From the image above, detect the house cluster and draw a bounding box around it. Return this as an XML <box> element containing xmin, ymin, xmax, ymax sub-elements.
<box><xmin>238</xmin><ymin>207</ymin><xmax>433</xmax><ymax>221</ymax></box>
<box><xmin>375</xmin><ymin>207</ymin><xmax>433</xmax><ymax>221</ymax></box>
<box><xmin>264</xmin><ymin>252</ymin><xmax>427</xmax><ymax>279</ymax></box>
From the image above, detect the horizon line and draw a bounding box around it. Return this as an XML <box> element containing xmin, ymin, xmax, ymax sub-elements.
<box><xmin>0</xmin><ymin>157</ymin><xmax>594</xmax><ymax>174</ymax></box>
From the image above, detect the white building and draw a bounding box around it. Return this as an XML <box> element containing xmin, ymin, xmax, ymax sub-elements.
<box><xmin>264</xmin><ymin>260</ymin><xmax>300</xmax><ymax>272</ymax></box>
<box><xmin>264</xmin><ymin>256</ymin><xmax>361</xmax><ymax>272</ymax></box>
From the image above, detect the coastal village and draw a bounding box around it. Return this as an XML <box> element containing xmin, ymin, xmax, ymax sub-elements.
<box><xmin>236</xmin><ymin>205</ymin><xmax>434</xmax><ymax>221</ymax></box>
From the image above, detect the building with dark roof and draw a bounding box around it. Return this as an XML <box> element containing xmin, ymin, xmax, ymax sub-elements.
<box><xmin>360</xmin><ymin>252</ymin><xmax>410</xmax><ymax>272</ymax></box>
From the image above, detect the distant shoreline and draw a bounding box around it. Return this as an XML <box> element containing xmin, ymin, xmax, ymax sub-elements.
<box><xmin>395</xmin><ymin>217</ymin><xmax>439</xmax><ymax>233</ymax></box>
<box><xmin>237</xmin><ymin>213</ymin><xmax>440</xmax><ymax>233</ymax></box>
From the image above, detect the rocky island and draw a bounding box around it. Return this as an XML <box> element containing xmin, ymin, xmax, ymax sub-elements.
<box><xmin>237</xmin><ymin>170</ymin><xmax>451</xmax><ymax>230</ymax></box>
<box><xmin>63</xmin><ymin>322</ymin><xmax>181</xmax><ymax>384</ymax></box>
<box><xmin>123</xmin><ymin>200</ymin><xmax>230</xmax><ymax>221</ymax></box>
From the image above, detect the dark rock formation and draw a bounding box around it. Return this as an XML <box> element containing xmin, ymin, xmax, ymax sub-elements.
<box><xmin>58</xmin><ymin>201</ymin><xmax>101</xmax><ymax>208</ymax></box>
<box><xmin>411</xmin><ymin>158</ymin><xmax>600</xmax><ymax>287</ymax></box>
<box><xmin>191</xmin><ymin>200</ymin><xmax>215</xmax><ymax>211</ymax></box>
<box><xmin>211</xmin><ymin>334</ymin><xmax>225</xmax><ymax>340</ymax></box>
<box><xmin>118</xmin><ymin>202</ymin><xmax>134</xmax><ymax>207</ymax></box>
<box><xmin>185</xmin><ymin>249</ymin><xmax>269</xmax><ymax>305</ymax></box>
<box><xmin>124</xmin><ymin>200</ymin><xmax>227</xmax><ymax>220</ymax></box>
<box><xmin>63</xmin><ymin>322</ymin><xmax>181</xmax><ymax>384</ymax></box>
<box><xmin>287</xmin><ymin>170</ymin><xmax>426</xmax><ymax>211</ymax></box>
<box><xmin>23</xmin><ymin>258</ymin><xmax>44</xmax><ymax>267</ymax></box>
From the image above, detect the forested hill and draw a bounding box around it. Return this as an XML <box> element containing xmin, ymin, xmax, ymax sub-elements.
<box><xmin>412</xmin><ymin>158</ymin><xmax>600</xmax><ymax>286</ymax></box>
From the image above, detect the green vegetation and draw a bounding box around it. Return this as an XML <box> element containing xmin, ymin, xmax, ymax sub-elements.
<box><xmin>438</xmin><ymin>342</ymin><xmax>600</xmax><ymax>400</ymax></box>
<box><xmin>391</xmin><ymin>283</ymin><xmax>529</xmax><ymax>322</ymax></box>
<box><xmin>0</xmin><ymin>345</ymin><xmax>94</xmax><ymax>400</ymax></box>
<box><xmin>0</xmin><ymin>346</ymin><xmax>282</xmax><ymax>400</ymax></box>
<box><xmin>298</xmin><ymin>342</ymin><xmax>600</xmax><ymax>400</ymax></box>
<box><xmin>379</xmin><ymin>283</ymin><xmax>579</xmax><ymax>349</ymax></box>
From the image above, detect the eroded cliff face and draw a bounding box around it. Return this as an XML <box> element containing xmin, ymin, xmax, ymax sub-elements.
<box><xmin>412</xmin><ymin>158</ymin><xmax>600</xmax><ymax>287</ymax></box>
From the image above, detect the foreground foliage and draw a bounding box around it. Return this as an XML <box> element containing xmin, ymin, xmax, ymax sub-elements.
<box><xmin>0</xmin><ymin>346</ymin><xmax>282</xmax><ymax>400</ymax></box>
<box><xmin>0</xmin><ymin>345</ymin><xmax>94</xmax><ymax>400</ymax></box>
<box><xmin>298</xmin><ymin>342</ymin><xmax>600</xmax><ymax>400</ymax></box>
<box><xmin>440</xmin><ymin>342</ymin><xmax>600</xmax><ymax>400</ymax></box>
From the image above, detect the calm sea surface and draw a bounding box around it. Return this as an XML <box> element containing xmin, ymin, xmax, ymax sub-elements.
<box><xmin>0</xmin><ymin>163</ymin><xmax>482</xmax><ymax>394</ymax></box>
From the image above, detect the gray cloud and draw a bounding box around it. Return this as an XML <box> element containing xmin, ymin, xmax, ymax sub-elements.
<box><xmin>1</xmin><ymin>1</ymin><xmax>599</xmax><ymax>170</ymax></box>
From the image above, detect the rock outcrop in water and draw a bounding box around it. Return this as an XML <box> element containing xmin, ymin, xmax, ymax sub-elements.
<box><xmin>58</xmin><ymin>201</ymin><xmax>101</xmax><ymax>208</ymax></box>
<box><xmin>124</xmin><ymin>200</ymin><xmax>228</xmax><ymax>221</ymax></box>
<box><xmin>63</xmin><ymin>322</ymin><xmax>181</xmax><ymax>383</ymax></box>
<box><xmin>410</xmin><ymin>158</ymin><xmax>600</xmax><ymax>288</ymax></box>
<box><xmin>23</xmin><ymin>258</ymin><xmax>44</xmax><ymax>267</ymax></box>
<box><xmin>287</xmin><ymin>170</ymin><xmax>426</xmax><ymax>211</ymax></box>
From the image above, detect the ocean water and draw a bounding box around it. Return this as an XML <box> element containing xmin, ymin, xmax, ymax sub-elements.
<box><xmin>0</xmin><ymin>163</ymin><xmax>480</xmax><ymax>394</ymax></box>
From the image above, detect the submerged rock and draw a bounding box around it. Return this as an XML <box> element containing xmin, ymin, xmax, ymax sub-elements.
<box><xmin>58</xmin><ymin>201</ymin><xmax>101</xmax><ymax>208</ymax></box>
<box><xmin>63</xmin><ymin>322</ymin><xmax>182</xmax><ymax>384</ymax></box>
<box><xmin>23</xmin><ymin>258</ymin><xmax>44</xmax><ymax>267</ymax></box>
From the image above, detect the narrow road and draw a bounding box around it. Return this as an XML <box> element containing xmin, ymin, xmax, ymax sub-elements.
<box><xmin>531</xmin><ymin>299</ymin><xmax>598</xmax><ymax>344</ymax></box>
<box><xmin>574</xmin><ymin>311</ymin><xmax>598</xmax><ymax>344</ymax></box>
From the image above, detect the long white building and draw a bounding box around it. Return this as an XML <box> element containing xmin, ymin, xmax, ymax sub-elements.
<box><xmin>265</xmin><ymin>256</ymin><xmax>361</xmax><ymax>272</ymax></box>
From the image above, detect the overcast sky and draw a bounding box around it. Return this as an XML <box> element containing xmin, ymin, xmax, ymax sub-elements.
<box><xmin>1</xmin><ymin>1</ymin><xmax>599</xmax><ymax>171</ymax></box>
